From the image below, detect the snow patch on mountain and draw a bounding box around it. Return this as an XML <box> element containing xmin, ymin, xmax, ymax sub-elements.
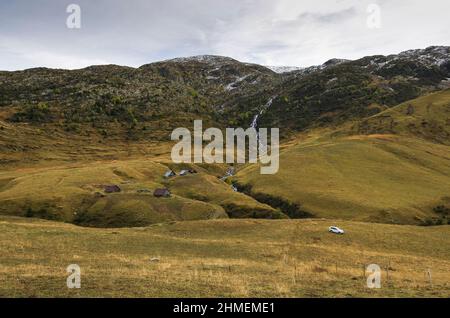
<box><xmin>166</xmin><ymin>55</ymin><xmax>237</xmax><ymax>64</ymax></box>
<box><xmin>225</xmin><ymin>74</ymin><xmax>251</xmax><ymax>91</ymax></box>
<box><xmin>266</xmin><ymin>66</ymin><xmax>305</xmax><ymax>74</ymax></box>
<box><xmin>390</xmin><ymin>46</ymin><xmax>450</xmax><ymax>68</ymax></box>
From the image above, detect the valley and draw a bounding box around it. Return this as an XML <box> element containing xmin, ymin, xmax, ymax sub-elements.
<box><xmin>0</xmin><ymin>46</ymin><xmax>449</xmax><ymax>297</ymax></box>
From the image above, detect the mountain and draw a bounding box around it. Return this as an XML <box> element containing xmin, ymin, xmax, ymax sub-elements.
<box><xmin>0</xmin><ymin>55</ymin><xmax>278</xmax><ymax>139</ymax></box>
<box><xmin>0</xmin><ymin>46</ymin><xmax>449</xmax><ymax>227</ymax></box>
<box><xmin>1</xmin><ymin>47</ymin><xmax>449</xmax><ymax>137</ymax></box>
<box><xmin>258</xmin><ymin>46</ymin><xmax>450</xmax><ymax>134</ymax></box>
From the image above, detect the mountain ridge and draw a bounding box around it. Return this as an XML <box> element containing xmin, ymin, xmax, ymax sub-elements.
<box><xmin>2</xmin><ymin>45</ymin><xmax>448</xmax><ymax>73</ymax></box>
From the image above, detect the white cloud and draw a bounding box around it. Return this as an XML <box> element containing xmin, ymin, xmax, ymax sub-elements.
<box><xmin>0</xmin><ymin>0</ymin><xmax>449</xmax><ymax>70</ymax></box>
<box><xmin>0</xmin><ymin>36</ymin><xmax>109</xmax><ymax>70</ymax></box>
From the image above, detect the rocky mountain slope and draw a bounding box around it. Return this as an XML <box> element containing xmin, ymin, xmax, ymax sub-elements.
<box><xmin>1</xmin><ymin>46</ymin><xmax>449</xmax><ymax>139</ymax></box>
<box><xmin>258</xmin><ymin>46</ymin><xmax>450</xmax><ymax>134</ymax></box>
<box><xmin>0</xmin><ymin>55</ymin><xmax>278</xmax><ymax>137</ymax></box>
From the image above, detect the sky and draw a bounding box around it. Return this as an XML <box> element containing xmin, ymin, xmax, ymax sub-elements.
<box><xmin>1</xmin><ymin>0</ymin><xmax>450</xmax><ymax>70</ymax></box>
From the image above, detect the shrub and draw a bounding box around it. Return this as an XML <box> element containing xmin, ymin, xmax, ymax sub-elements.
<box><xmin>25</xmin><ymin>208</ymin><xmax>34</xmax><ymax>218</ymax></box>
<box><xmin>221</xmin><ymin>203</ymin><xmax>284</xmax><ymax>219</ymax></box>
<box><xmin>434</xmin><ymin>205</ymin><xmax>450</xmax><ymax>215</ymax></box>
<box><xmin>233</xmin><ymin>182</ymin><xmax>313</xmax><ymax>219</ymax></box>
<box><xmin>10</xmin><ymin>102</ymin><xmax>52</xmax><ymax>123</ymax></box>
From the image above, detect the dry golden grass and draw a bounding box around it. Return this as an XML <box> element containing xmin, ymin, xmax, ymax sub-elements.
<box><xmin>0</xmin><ymin>216</ymin><xmax>449</xmax><ymax>297</ymax></box>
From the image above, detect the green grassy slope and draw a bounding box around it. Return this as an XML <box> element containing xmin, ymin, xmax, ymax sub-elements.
<box><xmin>0</xmin><ymin>158</ymin><xmax>284</xmax><ymax>227</ymax></box>
<box><xmin>1</xmin><ymin>91</ymin><xmax>449</xmax><ymax>226</ymax></box>
<box><xmin>352</xmin><ymin>89</ymin><xmax>450</xmax><ymax>144</ymax></box>
<box><xmin>168</xmin><ymin>173</ymin><xmax>285</xmax><ymax>219</ymax></box>
<box><xmin>0</xmin><ymin>216</ymin><xmax>449</xmax><ymax>297</ymax></box>
<box><xmin>235</xmin><ymin>135</ymin><xmax>450</xmax><ymax>225</ymax></box>
<box><xmin>235</xmin><ymin>90</ymin><xmax>450</xmax><ymax>225</ymax></box>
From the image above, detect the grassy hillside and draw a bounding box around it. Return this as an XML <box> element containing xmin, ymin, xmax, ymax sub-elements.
<box><xmin>1</xmin><ymin>53</ymin><xmax>449</xmax><ymax>228</ymax></box>
<box><xmin>234</xmin><ymin>90</ymin><xmax>450</xmax><ymax>225</ymax></box>
<box><xmin>351</xmin><ymin>89</ymin><xmax>450</xmax><ymax>145</ymax></box>
<box><xmin>1</xmin><ymin>91</ymin><xmax>449</xmax><ymax>227</ymax></box>
<box><xmin>235</xmin><ymin>135</ymin><xmax>450</xmax><ymax>225</ymax></box>
<box><xmin>0</xmin><ymin>216</ymin><xmax>449</xmax><ymax>297</ymax></box>
<box><xmin>0</xmin><ymin>157</ymin><xmax>285</xmax><ymax>227</ymax></box>
<box><xmin>168</xmin><ymin>173</ymin><xmax>285</xmax><ymax>219</ymax></box>
<box><xmin>0</xmin><ymin>117</ymin><xmax>176</xmax><ymax>167</ymax></box>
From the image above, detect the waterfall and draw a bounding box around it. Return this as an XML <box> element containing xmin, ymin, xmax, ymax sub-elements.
<box><xmin>249</xmin><ymin>96</ymin><xmax>276</xmax><ymax>153</ymax></box>
<box><xmin>250</xmin><ymin>114</ymin><xmax>259</xmax><ymax>129</ymax></box>
<box><xmin>249</xmin><ymin>96</ymin><xmax>276</xmax><ymax>129</ymax></box>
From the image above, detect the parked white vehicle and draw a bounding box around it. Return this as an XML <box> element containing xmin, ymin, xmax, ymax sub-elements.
<box><xmin>329</xmin><ymin>226</ymin><xmax>345</xmax><ymax>234</ymax></box>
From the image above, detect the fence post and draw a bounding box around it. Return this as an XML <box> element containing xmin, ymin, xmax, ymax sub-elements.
<box><xmin>427</xmin><ymin>269</ymin><xmax>432</xmax><ymax>287</ymax></box>
<box><xmin>386</xmin><ymin>260</ymin><xmax>390</xmax><ymax>283</ymax></box>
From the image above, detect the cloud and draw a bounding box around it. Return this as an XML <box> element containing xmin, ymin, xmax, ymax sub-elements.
<box><xmin>296</xmin><ymin>7</ymin><xmax>357</xmax><ymax>25</ymax></box>
<box><xmin>0</xmin><ymin>0</ymin><xmax>449</xmax><ymax>70</ymax></box>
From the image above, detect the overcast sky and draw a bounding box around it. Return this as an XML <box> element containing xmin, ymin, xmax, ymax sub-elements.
<box><xmin>1</xmin><ymin>0</ymin><xmax>450</xmax><ymax>70</ymax></box>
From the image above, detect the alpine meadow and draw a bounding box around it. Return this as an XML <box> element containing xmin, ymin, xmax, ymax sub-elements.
<box><xmin>0</xmin><ymin>1</ymin><xmax>450</xmax><ymax>300</ymax></box>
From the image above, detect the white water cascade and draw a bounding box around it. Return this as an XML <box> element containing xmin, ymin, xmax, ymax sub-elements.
<box><xmin>250</xmin><ymin>96</ymin><xmax>276</xmax><ymax>129</ymax></box>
